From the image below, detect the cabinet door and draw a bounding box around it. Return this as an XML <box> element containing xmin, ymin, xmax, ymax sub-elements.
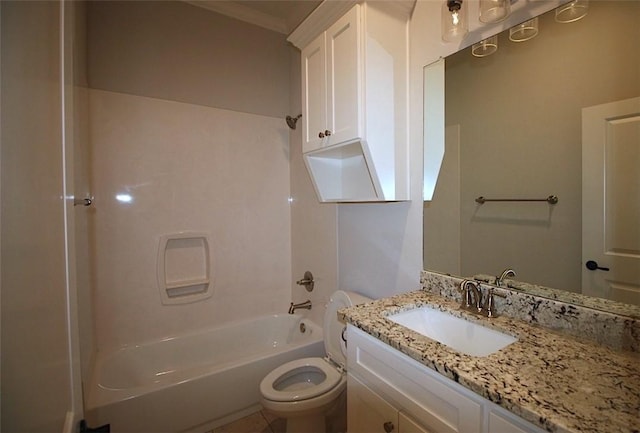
<box><xmin>325</xmin><ymin>4</ymin><xmax>362</xmax><ymax>147</ymax></box>
<box><xmin>301</xmin><ymin>31</ymin><xmax>326</xmax><ymax>153</ymax></box>
<box><xmin>399</xmin><ymin>412</ymin><xmax>433</xmax><ymax>433</ymax></box>
<box><xmin>348</xmin><ymin>375</ymin><xmax>398</xmax><ymax>433</ymax></box>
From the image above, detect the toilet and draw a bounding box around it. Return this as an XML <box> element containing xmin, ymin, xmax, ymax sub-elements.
<box><xmin>260</xmin><ymin>290</ymin><xmax>371</xmax><ymax>433</ymax></box>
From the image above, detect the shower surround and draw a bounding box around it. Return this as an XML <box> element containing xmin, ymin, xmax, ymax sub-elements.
<box><xmin>84</xmin><ymin>0</ymin><xmax>296</xmax><ymax>355</ymax></box>
<box><xmin>89</xmin><ymin>88</ymin><xmax>292</xmax><ymax>352</ymax></box>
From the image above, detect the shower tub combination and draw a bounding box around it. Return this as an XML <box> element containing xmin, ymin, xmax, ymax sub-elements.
<box><xmin>85</xmin><ymin>314</ymin><xmax>324</xmax><ymax>433</ymax></box>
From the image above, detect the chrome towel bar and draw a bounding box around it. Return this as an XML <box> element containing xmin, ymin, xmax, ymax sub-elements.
<box><xmin>475</xmin><ymin>195</ymin><xmax>558</xmax><ymax>204</ymax></box>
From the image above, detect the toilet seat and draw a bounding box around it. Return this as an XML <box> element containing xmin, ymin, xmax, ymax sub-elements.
<box><xmin>260</xmin><ymin>357</ymin><xmax>342</xmax><ymax>402</ymax></box>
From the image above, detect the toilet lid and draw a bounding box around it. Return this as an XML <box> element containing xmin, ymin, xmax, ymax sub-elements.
<box><xmin>323</xmin><ymin>291</ymin><xmax>352</xmax><ymax>366</ymax></box>
<box><xmin>260</xmin><ymin>357</ymin><xmax>343</xmax><ymax>402</ymax></box>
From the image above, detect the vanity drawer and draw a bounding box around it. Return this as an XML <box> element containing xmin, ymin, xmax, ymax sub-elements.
<box><xmin>347</xmin><ymin>325</ymin><xmax>484</xmax><ymax>433</ymax></box>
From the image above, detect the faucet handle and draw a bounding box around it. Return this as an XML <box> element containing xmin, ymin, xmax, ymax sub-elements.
<box><xmin>484</xmin><ymin>287</ymin><xmax>506</xmax><ymax>318</ymax></box>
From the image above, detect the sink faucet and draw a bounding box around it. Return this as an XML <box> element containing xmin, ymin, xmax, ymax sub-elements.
<box><xmin>496</xmin><ymin>268</ymin><xmax>516</xmax><ymax>287</ymax></box>
<box><xmin>289</xmin><ymin>300</ymin><xmax>312</xmax><ymax>314</ymax></box>
<box><xmin>460</xmin><ymin>280</ymin><xmax>482</xmax><ymax>313</ymax></box>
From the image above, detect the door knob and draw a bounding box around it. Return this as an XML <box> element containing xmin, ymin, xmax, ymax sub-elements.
<box><xmin>383</xmin><ymin>421</ymin><xmax>395</xmax><ymax>433</ymax></box>
<box><xmin>586</xmin><ymin>260</ymin><xmax>609</xmax><ymax>271</ymax></box>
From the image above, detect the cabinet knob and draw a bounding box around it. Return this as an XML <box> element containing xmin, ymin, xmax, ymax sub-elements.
<box><xmin>324</xmin><ymin>129</ymin><xmax>332</xmax><ymax>136</ymax></box>
<box><xmin>383</xmin><ymin>421</ymin><xmax>395</xmax><ymax>433</ymax></box>
<box><xmin>318</xmin><ymin>131</ymin><xmax>325</xmax><ymax>138</ymax></box>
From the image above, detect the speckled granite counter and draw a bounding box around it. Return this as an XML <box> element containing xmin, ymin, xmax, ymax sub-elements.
<box><xmin>340</xmin><ymin>289</ymin><xmax>640</xmax><ymax>433</ymax></box>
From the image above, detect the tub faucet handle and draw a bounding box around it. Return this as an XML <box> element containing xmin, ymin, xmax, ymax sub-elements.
<box><xmin>296</xmin><ymin>271</ymin><xmax>314</xmax><ymax>292</ymax></box>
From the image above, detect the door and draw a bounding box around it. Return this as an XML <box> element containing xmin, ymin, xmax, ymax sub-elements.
<box><xmin>301</xmin><ymin>31</ymin><xmax>326</xmax><ymax>153</ymax></box>
<box><xmin>325</xmin><ymin>4</ymin><xmax>361</xmax><ymax>147</ymax></box>
<box><xmin>1</xmin><ymin>1</ymin><xmax>84</xmax><ymax>431</ymax></box>
<box><xmin>399</xmin><ymin>411</ymin><xmax>432</xmax><ymax>433</ymax></box>
<box><xmin>582</xmin><ymin>97</ymin><xmax>640</xmax><ymax>305</ymax></box>
<box><xmin>348</xmin><ymin>375</ymin><xmax>398</xmax><ymax>433</ymax></box>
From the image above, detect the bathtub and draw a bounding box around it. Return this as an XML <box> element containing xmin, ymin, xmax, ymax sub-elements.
<box><xmin>85</xmin><ymin>314</ymin><xmax>324</xmax><ymax>433</ymax></box>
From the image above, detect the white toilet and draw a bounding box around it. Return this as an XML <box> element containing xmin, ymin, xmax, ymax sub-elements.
<box><xmin>260</xmin><ymin>290</ymin><xmax>371</xmax><ymax>433</ymax></box>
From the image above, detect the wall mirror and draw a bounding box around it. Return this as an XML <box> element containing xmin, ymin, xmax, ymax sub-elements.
<box><xmin>423</xmin><ymin>0</ymin><xmax>640</xmax><ymax>315</ymax></box>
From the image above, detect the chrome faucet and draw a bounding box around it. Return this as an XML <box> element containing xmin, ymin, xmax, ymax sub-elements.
<box><xmin>496</xmin><ymin>268</ymin><xmax>516</xmax><ymax>287</ymax></box>
<box><xmin>288</xmin><ymin>300</ymin><xmax>312</xmax><ymax>314</ymax></box>
<box><xmin>460</xmin><ymin>280</ymin><xmax>482</xmax><ymax>313</ymax></box>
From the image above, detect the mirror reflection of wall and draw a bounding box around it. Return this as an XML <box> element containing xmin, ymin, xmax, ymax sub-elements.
<box><xmin>424</xmin><ymin>1</ymin><xmax>640</xmax><ymax>294</ymax></box>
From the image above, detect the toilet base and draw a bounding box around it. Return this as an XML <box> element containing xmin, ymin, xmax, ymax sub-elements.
<box><xmin>285</xmin><ymin>414</ymin><xmax>325</xmax><ymax>433</ymax></box>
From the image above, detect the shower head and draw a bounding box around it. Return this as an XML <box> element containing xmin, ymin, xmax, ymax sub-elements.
<box><xmin>286</xmin><ymin>114</ymin><xmax>302</xmax><ymax>130</ymax></box>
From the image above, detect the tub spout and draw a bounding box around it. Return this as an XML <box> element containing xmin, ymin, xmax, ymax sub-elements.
<box><xmin>289</xmin><ymin>300</ymin><xmax>312</xmax><ymax>314</ymax></box>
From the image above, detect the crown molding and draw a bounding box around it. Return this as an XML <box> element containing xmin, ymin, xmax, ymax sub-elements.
<box><xmin>287</xmin><ymin>0</ymin><xmax>359</xmax><ymax>49</ymax></box>
<box><xmin>185</xmin><ymin>1</ymin><xmax>289</xmax><ymax>34</ymax></box>
<box><xmin>287</xmin><ymin>0</ymin><xmax>416</xmax><ymax>50</ymax></box>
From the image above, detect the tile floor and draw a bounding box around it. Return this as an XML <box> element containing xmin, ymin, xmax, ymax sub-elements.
<box><xmin>210</xmin><ymin>410</ymin><xmax>285</xmax><ymax>433</ymax></box>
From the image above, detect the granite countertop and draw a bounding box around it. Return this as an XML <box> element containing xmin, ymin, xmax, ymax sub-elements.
<box><xmin>340</xmin><ymin>290</ymin><xmax>640</xmax><ymax>433</ymax></box>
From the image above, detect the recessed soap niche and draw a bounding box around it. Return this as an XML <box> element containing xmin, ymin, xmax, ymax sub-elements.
<box><xmin>157</xmin><ymin>232</ymin><xmax>213</xmax><ymax>305</ymax></box>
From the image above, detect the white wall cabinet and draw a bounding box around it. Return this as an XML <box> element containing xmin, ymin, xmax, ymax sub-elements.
<box><xmin>290</xmin><ymin>2</ymin><xmax>411</xmax><ymax>202</ymax></box>
<box><xmin>347</xmin><ymin>326</ymin><xmax>547</xmax><ymax>433</ymax></box>
<box><xmin>301</xmin><ymin>6</ymin><xmax>360</xmax><ymax>154</ymax></box>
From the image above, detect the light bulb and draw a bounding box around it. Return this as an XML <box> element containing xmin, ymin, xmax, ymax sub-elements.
<box><xmin>442</xmin><ymin>0</ymin><xmax>468</xmax><ymax>43</ymax></box>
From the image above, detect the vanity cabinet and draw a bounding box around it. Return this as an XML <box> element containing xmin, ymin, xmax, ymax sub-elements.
<box><xmin>347</xmin><ymin>325</ymin><xmax>547</xmax><ymax>433</ymax></box>
<box><xmin>289</xmin><ymin>2</ymin><xmax>411</xmax><ymax>202</ymax></box>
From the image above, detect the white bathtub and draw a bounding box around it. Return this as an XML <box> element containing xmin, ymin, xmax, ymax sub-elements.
<box><xmin>85</xmin><ymin>314</ymin><xmax>324</xmax><ymax>433</ymax></box>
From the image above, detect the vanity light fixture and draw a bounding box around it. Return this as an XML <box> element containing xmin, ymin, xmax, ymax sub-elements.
<box><xmin>555</xmin><ymin>0</ymin><xmax>589</xmax><ymax>23</ymax></box>
<box><xmin>479</xmin><ymin>0</ymin><xmax>511</xmax><ymax>24</ymax></box>
<box><xmin>442</xmin><ymin>0</ymin><xmax>468</xmax><ymax>42</ymax></box>
<box><xmin>472</xmin><ymin>35</ymin><xmax>498</xmax><ymax>57</ymax></box>
<box><xmin>509</xmin><ymin>17</ymin><xmax>539</xmax><ymax>42</ymax></box>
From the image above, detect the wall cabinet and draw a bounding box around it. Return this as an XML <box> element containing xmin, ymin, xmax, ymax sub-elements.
<box><xmin>347</xmin><ymin>326</ymin><xmax>547</xmax><ymax>433</ymax></box>
<box><xmin>289</xmin><ymin>2</ymin><xmax>411</xmax><ymax>202</ymax></box>
<box><xmin>301</xmin><ymin>6</ymin><xmax>360</xmax><ymax>154</ymax></box>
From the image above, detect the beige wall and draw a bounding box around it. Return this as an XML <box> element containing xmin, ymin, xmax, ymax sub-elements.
<box><xmin>429</xmin><ymin>1</ymin><xmax>639</xmax><ymax>290</ymax></box>
<box><xmin>1</xmin><ymin>1</ymin><xmax>73</xmax><ymax>430</ymax></box>
<box><xmin>87</xmin><ymin>1</ymin><xmax>290</xmax><ymax>118</ymax></box>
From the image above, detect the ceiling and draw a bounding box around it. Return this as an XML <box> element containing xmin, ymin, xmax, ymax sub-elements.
<box><xmin>186</xmin><ymin>0</ymin><xmax>322</xmax><ymax>34</ymax></box>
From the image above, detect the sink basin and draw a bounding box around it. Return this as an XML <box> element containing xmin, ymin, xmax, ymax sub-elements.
<box><xmin>387</xmin><ymin>307</ymin><xmax>517</xmax><ymax>357</ymax></box>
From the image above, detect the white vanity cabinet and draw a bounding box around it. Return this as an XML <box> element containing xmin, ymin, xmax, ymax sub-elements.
<box><xmin>347</xmin><ymin>325</ymin><xmax>547</xmax><ymax>433</ymax></box>
<box><xmin>289</xmin><ymin>2</ymin><xmax>411</xmax><ymax>202</ymax></box>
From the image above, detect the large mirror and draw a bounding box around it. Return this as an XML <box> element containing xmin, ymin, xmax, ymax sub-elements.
<box><xmin>423</xmin><ymin>1</ymin><xmax>640</xmax><ymax>313</ymax></box>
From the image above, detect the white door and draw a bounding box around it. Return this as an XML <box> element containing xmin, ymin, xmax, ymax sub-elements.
<box><xmin>582</xmin><ymin>97</ymin><xmax>640</xmax><ymax>305</ymax></box>
<box><xmin>325</xmin><ymin>4</ymin><xmax>361</xmax><ymax>147</ymax></box>
<box><xmin>399</xmin><ymin>411</ymin><xmax>433</xmax><ymax>433</ymax></box>
<box><xmin>301</xmin><ymin>32</ymin><xmax>326</xmax><ymax>153</ymax></box>
<box><xmin>347</xmin><ymin>375</ymin><xmax>398</xmax><ymax>433</ymax></box>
